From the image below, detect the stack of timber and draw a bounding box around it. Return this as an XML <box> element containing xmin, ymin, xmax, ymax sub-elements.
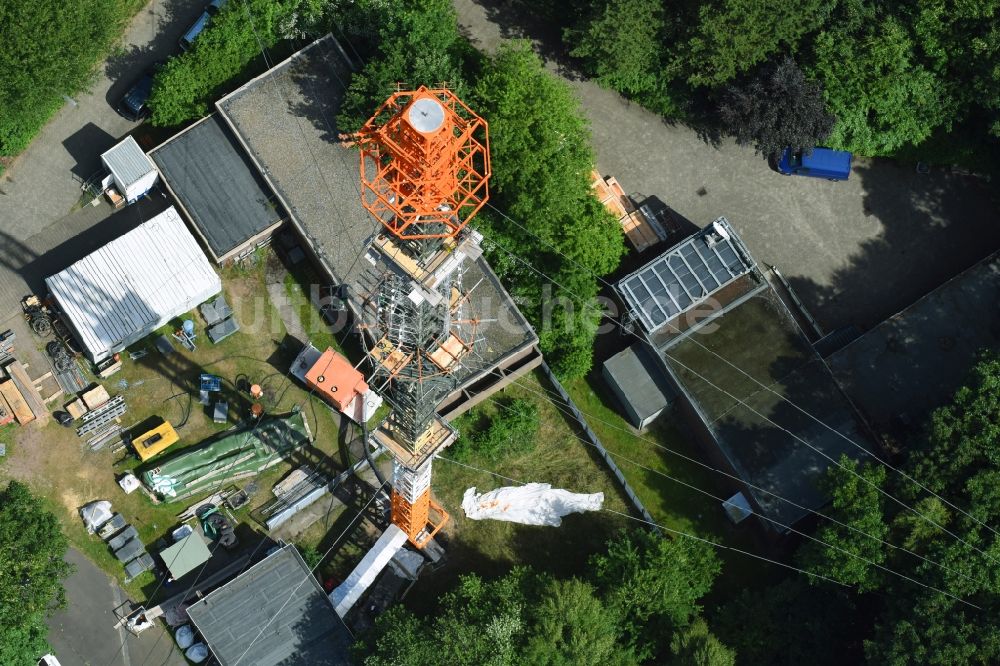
<box><xmin>591</xmin><ymin>170</ymin><xmax>665</xmax><ymax>252</ymax></box>
<box><xmin>0</xmin><ymin>359</ymin><xmax>49</xmax><ymax>426</ymax></box>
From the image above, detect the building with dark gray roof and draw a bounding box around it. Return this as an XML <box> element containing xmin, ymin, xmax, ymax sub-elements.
<box><xmin>214</xmin><ymin>35</ymin><xmax>541</xmax><ymax>416</ymax></box>
<box><xmin>617</xmin><ymin>220</ymin><xmax>876</xmax><ymax>529</ymax></box>
<box><xmin>602</xmin><ymin>344</ymin><xmax>673</xmax><ymax>429</ymax></box>
<box><xmin>186</xmin><ymin>544</ymin><xmax>352</xmax><ymax>666</ymax></box>
<box><xmin>829</xmin><ymin>250</ymin><xmax>1000</xmax><ymax>432</ymax></box>
<box><xmin>150</xmin><ymin>114</ymin><xmax>286</xmax><ymax>263</ymax></box>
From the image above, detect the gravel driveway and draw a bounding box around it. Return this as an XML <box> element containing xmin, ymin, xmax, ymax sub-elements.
<box><xmin>454</xmin><ymin>0</ymin><xmax>1000</xmax><ymax>331</ymax></box>
<box><xmin>0</xmin><ymin>0</ymin><xmax>204</xmax><ymax>323</ymax></box>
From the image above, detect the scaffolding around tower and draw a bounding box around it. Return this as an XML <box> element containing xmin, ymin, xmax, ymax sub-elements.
<box><xmin>356</xmin><ymin>85</ymin><xmax>491</xmax><ymax>548</ymax></box>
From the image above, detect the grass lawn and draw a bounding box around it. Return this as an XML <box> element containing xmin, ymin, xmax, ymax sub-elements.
<box><xmin>406</xmin><ymin>371</ymin><xmax>632</xmax><ymax>613</ymax></box>
<box><xmin>0</xmin><ymin>251</ymin><xmax>352</xmax><ymax>601</ymax></box>
<box><xmin>560</xmin><ymin>371</ymin><xmax>785</xmax><ymax>597</ymax></box>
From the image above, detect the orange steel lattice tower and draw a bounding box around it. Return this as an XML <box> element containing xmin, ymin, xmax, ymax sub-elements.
<box><xmin>359</xmin><ymin>86</ymin><xmax>491</xmax><ymax>240</ymax></box>
<box><xmin>357</xmin><ymin>87</ymin><xmax>490</xmax><ymax>547</ymax></box>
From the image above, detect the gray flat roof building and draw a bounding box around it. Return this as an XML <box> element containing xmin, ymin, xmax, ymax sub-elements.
<box><xmin>186</xmin><ymin>544</ymin><xmax>352</xmax><ymax>666</ymax></box>
<box><xmin>150</xmin><ymin>114</ymin><xmax>286</xmax><ymax>263</ymax></box>
<box><xmin>618</xmin><ymin>222</ymin><xmax>875</xmax><ymax>529</ymax></box>
<box><xmin>829</xmin><ymin>251</ymin><xmax>1000</xmax><ymax>431</ymax></box>
<box><xmin>602</xmin><ymin>344</ymin><xmax>673</xmax><ymax>429</ymax></box>
<box><xmin>214</xmin><ymin>35</ymin><xmax>541</xmax><ymax>415</ymax></box>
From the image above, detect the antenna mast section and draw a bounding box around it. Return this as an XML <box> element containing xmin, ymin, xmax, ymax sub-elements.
<box><xmin>357</xmin><ymin>86</ymin><xmax>491</xmax><ymax>547</ymax></box>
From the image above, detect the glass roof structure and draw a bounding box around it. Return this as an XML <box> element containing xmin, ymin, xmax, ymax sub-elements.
<box><xmin>617</xmin><ymin>217</ymin><xmax>755</xmax><ymax>332</ymax></box>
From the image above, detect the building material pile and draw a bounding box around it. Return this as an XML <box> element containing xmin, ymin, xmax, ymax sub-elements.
<box><xmin>591</xmin><ymin>170</ymin><xmax>666</xmax><ymax>252</ymax></box>
<box><xmin>0</xmin><ymin>359</ymin><xmax>50</xmax><ymax>426</ymax></box>
<box><xmin>142</xmin><ymin>412</ymin><xmax>310</xmax><ymax>500</ymax></box>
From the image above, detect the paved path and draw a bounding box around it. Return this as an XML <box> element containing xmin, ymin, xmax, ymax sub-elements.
<box><xmin>0</xmin><ymin>0</ymin><xmax>201</xmax><ymax>321</ymax></box>
<box><xmin>453</xmin><ymin>0</ymin><xmax>1000</xmax><ymax>332</ymax></box>
<box><xmin>0</xmin><ymin>0</ymin><xmax>204</xmax><ymax>240</ymax></box>
<box><xmin>46</xmin><ymin>548</ymin><xmax>186</xmax><ymax>666</ymax></box>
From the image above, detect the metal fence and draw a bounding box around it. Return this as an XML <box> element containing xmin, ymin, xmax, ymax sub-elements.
<box><xmin>537</xmin><ymin>361</ymin><xmax>661</xmax><ymax>534</ymax></box>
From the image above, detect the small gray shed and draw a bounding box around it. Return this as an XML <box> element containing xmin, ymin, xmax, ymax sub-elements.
<box><xmin>602</xmin><ymin>344</ymin><xmax>674</xmax><ymax>429</ymax></box>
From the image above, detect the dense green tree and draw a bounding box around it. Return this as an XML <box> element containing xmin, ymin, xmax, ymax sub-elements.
<box><xmin>523</xmin><ymin>578</ymin><xmax>635</xmax><ymax>666</ymax></box>
<box><xmin>565</xmin><ymin>0</ymin><xmax>665</xmax><ymax>97</ymax></box>
<box><xmin>910</xmin><ymin>355</ymin><xmax>1000</xmax><ymax>496</ymax></box>
<box><xmin>0</xmin><ymin>481</ymin><xmax>73</xmax><ymax>665</ymax></box>
<box><xmin>337</xmin><ymin>0</ymin><xmax>473</xmax><ymax>133</ymax></box>
<box><xmin>788</xmin><ymin>355</ymin><xmax>1000</xmax><ymax>665</ymax></box>
<box><xmin>591</xmin><ymin>529</ymin><xmax>720</xmax><ymax>660</ymax></box>
<box><xmin>358</xmin><ymin>533</ymin><xmax>724</xmax><ymax>665</ymax></box>
<box><xmin>796</xmin><ymin>455</ymin><xmax>888</xmax><ymax>591</ymax></box>
<box><xmin>679</xmin><ymin>0</ymin><xmax>832</xmax><ymax>87</ymax></box>
<box><xmin>808</xmin><ymin>18</ymin><xmax>953</xmax><ymax>155</ymax></box>
<box><xmin>712</xmin><ymin>578</ymin><xmax>857</xmax><ymax>666</ymax></box>
<box><xmin>359</xmin><ymin>571</ymin><xmax>524</xmax><ymax>666</ymax></box>
<box><xmin>668</xmin><ymin>618</ymin><xmax>735</xmax><ymax>666</ymax></box>
<box><xmin>149</xmin><ymin>0</ymin><xmax>326</xmax><ymax>126</ymax></box>
<box><xmin>906</xmin><ymin>0</ymin><xmax>1000</xmax><ymax>136</ymax></box>
<box><xmin>0</xmin><ymin>0</ymin><xmax>144</xmax><ymax>157</ymax></box>
<box><xmin>860</xmin><ymin>355</ymin><xmax>1000</xmax><ymax>665</ymax></box>
<box><xmin>471</xmin><ymin>41</ymin><xmax>625</xmax><ymax>378</ymax></box>
<box><xmin>718</xmin><ymin>56</ymin><xmax>835</xmax><ymax>158</ymax></box>
<box><xmin>359</xmin><ymin>569</ymin><xmax>638</xmax><ymax>665</ymax></box>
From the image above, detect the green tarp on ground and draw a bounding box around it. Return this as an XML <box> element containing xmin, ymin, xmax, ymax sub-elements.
<box><xmin>142</xmin><ymin>412</ymin><xmax>310</xmax><ymax>500</ymax></box>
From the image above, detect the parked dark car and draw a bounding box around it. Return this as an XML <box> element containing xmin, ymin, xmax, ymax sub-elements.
<box><xmin>116</xmin><ymin>66</ymin><xmax>158</xmax><ymax>121</ymax></box>
<box><xmin>179</xmin><ymin>0</ymin><xmax>227</xmax><ymax>51</ymax></box>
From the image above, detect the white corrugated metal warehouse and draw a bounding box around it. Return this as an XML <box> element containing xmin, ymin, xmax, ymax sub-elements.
<box><xmin>46</xmin><ymin>206</ymin><xmax>222</xmax><ymax>362</ymax></box>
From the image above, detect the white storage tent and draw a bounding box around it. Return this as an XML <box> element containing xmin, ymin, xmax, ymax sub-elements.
<box><xmin>46</xmin><ymin>206</ymin><xmax>222</xmax><ymax>363</ymax></box>
<box><xmin>101</xmin><ymin>136</ymin><xmax>159</xmax><ymax>203</ymax></box>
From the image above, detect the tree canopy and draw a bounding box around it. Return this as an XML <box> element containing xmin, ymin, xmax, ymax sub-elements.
<box><xmin>796</xmin><ymin>454</ymin><xmax>888</xmax><ymax>591</ymax></box>
<box><xmin>470</xmin><ymin>42</ymin><xmax>626</xmax><ymax>378</ymax></box>
<box><xmin>788</xmin><ymin>355</ymin><xmax>1000</xmax><ymax>665</ymax></box>
<box><xmin>0</xmin><ymin>0</ymin><xmax>144</xmax><ymax>161</ymax></box>
<box><xmin>337</xmin><ymin>0</ymin><xmax>473</xmax><ymax>134</ymax></box>
<box><xmin>0</xmin><ymin>481</ymin><xmax>73</xmax><ymax>665</ymax></box>
<box><xmin>807</xmin><ymin>18</ymin><xmax>953</xmax><ymax>155</ymax></box>
<box><xmin>148</xmin><ymin>0</ymin><xmax>326</xmax><ymax>126</ymax></box>
<box><xmin>357</xmin><ymin>530</ymin><xmax>728</xmax><ymax>665</ymax></box>
<box><xmin>718</xmin><ymin>56</ymin><xmax>835</xmax><ymax>158</ymax></box>
<box><xmin>563</xmin><ymin>0</ymin><xmax>1000</xmax><ymax>160</ymax></box>
<box><xmin>712</xmin><ymin>578</ymin><xmax>858</xmax><ymax>665</ymax></box>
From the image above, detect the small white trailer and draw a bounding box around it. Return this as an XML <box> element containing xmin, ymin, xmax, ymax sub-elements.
<box><xmin>100</xmin><ymin>135</ymin><xmax>158</xmax><ymax>204</ymax></box>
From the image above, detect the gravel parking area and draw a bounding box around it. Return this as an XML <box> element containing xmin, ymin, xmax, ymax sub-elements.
<box><xmin>454</xmin><ymin>0</ymin><xmax>1000</xmax><ymax>332</ymax></box>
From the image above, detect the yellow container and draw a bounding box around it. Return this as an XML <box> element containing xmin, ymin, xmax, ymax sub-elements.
<box><xmin>133</xmin><ymin>422</ymin><xmax>179</xmax><ymax>462</ymax></box>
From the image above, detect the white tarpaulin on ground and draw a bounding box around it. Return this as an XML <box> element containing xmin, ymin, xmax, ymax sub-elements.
<box><xmin>331</xmin><ymin>524</ymin><xmax>408</xmax><ymax>618</ymax></box>
<box><xmin>80</xmin><ymin>500</ymin><xmax>113</xmax><ymax>533</ymax></box>
<box><xmin>462</xmin><ymin>484</ymin><xmax>604</xmax><ymax>526</ymax></box>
